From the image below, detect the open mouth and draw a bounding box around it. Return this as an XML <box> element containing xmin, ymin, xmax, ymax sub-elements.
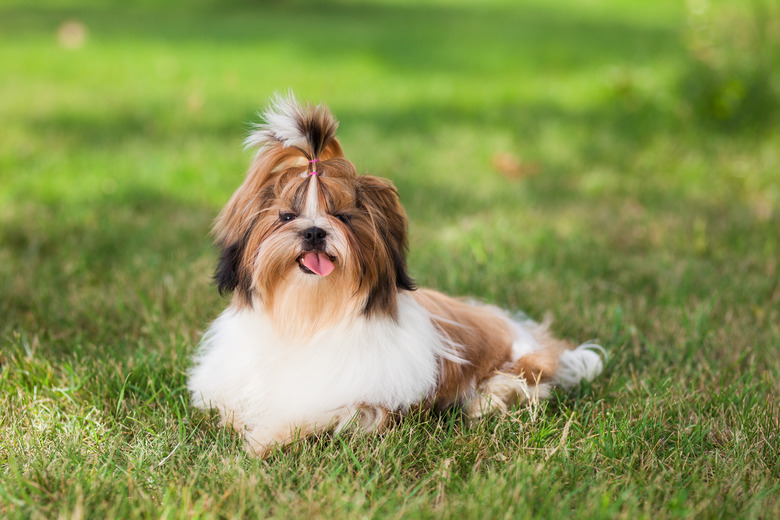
<box><xmin>297</xmin><ymin>251</ymin><xmax>336</xmax><ymax>277</ymax></box>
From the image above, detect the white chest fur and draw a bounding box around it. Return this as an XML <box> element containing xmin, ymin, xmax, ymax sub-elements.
<box><xmin>188</xmin><ymin>293</ymin><xmax>457</xmax><ymax>431</ymax></box>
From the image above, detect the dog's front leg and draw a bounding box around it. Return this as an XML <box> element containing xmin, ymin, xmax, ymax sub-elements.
<box><xmin>244</xmin><ymin>404</ymin><xmax>391</xmax><ymax>458</ymax></box>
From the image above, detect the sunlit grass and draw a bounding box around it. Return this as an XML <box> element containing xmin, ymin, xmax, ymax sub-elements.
<box><xmin>1</xmin><ymin>0</ymin><xmax>779</xmax><ymax>518</ymax></box>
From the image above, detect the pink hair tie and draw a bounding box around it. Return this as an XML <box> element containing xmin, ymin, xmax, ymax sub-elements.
<box><xmin>308</xmin><ymin>158</ymin><xmax>320</xmax><ymax>175</ymax></box>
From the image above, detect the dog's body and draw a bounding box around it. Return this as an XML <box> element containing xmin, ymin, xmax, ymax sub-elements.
<box><xmin>188</xmin><ymin>95</ymin><xmax>604</xmax><ymax>456</ymax></box>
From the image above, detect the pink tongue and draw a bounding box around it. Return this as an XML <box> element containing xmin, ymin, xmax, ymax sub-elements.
<box><xmin>301</xmin><ymin>251</ymin><xmax>335</xmax><ymax>277</ymax></box>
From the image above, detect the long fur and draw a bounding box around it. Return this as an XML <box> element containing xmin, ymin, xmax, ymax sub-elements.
<box><xmin>188</xmin><ymin>94</ymin><xmax>605</xmax><ymax>457</ymax></box>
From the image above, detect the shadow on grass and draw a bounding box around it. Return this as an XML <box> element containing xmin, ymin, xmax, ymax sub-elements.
<box><xmin>337</xmin><ymin>96</ymin><xmax>675</xmax><ymax>207</ymax></box>
<box><xmin>0</xmin><ymin>188</ymin><xmax>217</xmax><ymax>352</ymax></box>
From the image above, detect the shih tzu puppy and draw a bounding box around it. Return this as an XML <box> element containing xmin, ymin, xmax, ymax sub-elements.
<box><xmin>188</xmin><ymin>94</ymin><xmax>604</xmax><ymax>457</ymax></box>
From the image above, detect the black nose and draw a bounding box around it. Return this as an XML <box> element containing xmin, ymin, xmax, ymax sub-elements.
<box><xmin>301</xmin><ymin>227</ymin><xmax>327</xmax><ymax>248</ymax></box>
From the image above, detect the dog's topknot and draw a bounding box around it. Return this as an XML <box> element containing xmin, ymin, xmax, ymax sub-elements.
<box><xmin>245</xmin><ymin>92</ymin><xmax>340</xmax><ymax>161</ymax></box>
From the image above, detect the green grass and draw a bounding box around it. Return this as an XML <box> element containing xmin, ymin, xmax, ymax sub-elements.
<box><xmin>1</xmin><ymin>0</ymin><xmax>779</xmax><ymax>518</ymax></box>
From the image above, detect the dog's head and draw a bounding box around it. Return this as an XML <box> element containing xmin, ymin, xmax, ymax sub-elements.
<box><xmin>213</xmin><ymin>94</ymin><xmax>415</xmax><ymax>335</ymax></box>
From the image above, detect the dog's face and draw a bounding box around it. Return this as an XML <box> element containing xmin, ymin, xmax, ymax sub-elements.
<box><xmin>212</xmin><ymin>110</ymin><xmax>415</xmax><ymax>336</ymax></box>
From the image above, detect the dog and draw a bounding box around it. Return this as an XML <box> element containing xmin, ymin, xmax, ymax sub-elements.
<box><xmin>188</xmin><ymin>94</ymin><xmax>605</xmax><ymax>457</ymax></box>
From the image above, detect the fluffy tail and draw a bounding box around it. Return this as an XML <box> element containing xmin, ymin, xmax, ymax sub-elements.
<box><xmin>556</xmin><ymin>343</ymin><xmax>606</xmax><ymax>390</ymax></box>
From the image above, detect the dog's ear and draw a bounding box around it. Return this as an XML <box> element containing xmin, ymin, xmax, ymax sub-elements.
<box><xmin>214</xmin><ymin>239</ymin><xmax>244</xmax><ymax>297</ymax></box>
<box><xmin>211</xmin><ymin>173</ymin><xmax>277</xmax><ymax>303</ymax></box>
<box><xmin>356</xmin><ymin>175</ymin><xmax>416</xmax><ymax>316</ymax></box>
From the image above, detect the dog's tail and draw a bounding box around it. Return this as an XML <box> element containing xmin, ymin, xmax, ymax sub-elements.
<box><xmin>507</xmin><ymin>316</ymin><xmax>606</xmax><ymax>391</ymax></box>
<box><xmin>245</xmin><ymin>91</ymin><xmax>344</xmax><ymax>162</ymax></box>
<box><xmin>555</xmin><ymin>343</ymin><xmax>606</xmax><ymax>390</ymax></box>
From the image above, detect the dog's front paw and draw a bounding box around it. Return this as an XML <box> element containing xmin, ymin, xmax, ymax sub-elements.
<box><xmin>243</xmin><ymin>430</ymin><xmax>276</xmax><ymax>458</ymax></box>
<box><xmin>334</xmin><ymin>405</ymin><xmax>392</xmax><ymax>433</ymax></box>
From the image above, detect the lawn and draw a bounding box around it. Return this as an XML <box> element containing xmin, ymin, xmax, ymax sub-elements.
<box><xmin>1</xmin><ymin>0</ymin><xmax>778</xmax><ymax>518</ymax></box>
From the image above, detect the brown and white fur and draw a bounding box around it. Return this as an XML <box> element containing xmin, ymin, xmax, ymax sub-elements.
<box><xmin>188</xmin><ymin>94</ymin><xmax>604</xmax><ymax>457</ymax></box>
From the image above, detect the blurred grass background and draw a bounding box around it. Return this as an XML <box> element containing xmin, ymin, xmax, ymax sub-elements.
<box><xmin>1</xmin><ymin>0</ymin><xmax>779</xmax><ymax>518</ymax></box>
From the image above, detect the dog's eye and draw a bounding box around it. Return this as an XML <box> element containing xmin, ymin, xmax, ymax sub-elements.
<box><xmin>335</xmin><ymin>214</ymin><xmax>351</xmax><ymax>224</ymax></box>
<box><xmin>279</xmin><ymin>212</ymin><xmax>297</xmax><ymax>223</ymax></box>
